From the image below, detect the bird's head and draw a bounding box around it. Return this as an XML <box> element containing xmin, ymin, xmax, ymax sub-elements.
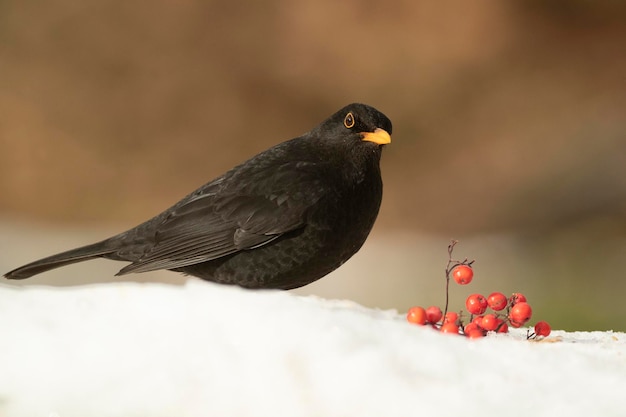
<box><xmin>313</xmin><ymin>103</ymin><xmax>392</xmax><ymax>149</ymax></box>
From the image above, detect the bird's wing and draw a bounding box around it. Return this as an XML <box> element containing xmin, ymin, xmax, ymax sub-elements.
<box><xmin>117</xmin><ymin>161</ymin><xmax>330</xmax><ymax>274</ymax></box>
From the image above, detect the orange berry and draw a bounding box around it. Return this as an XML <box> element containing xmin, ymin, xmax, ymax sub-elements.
<box><xmin>509</xmin><ymin>292</ymin><xmax>527</xmax><ymax>306</ymax></box>
<box><xmin>472</xmin><ymin>315</ymin><xmax>484</xmax><ymax>326</ymax></box>
<box><xmin>463</xmin><ymin>322</ymin><xmax>481</xmax><ymax>335</ymax></box>
<box><xmin>496</xmin><ymin>321</ymin><xmax>509</xmax><ymax>333</ymax></box>
<box><xmin>509</xmin><ymin>302</ymin><xmax>532</xmax><ymax>326</ymax></box>
<box><xmin>425</xmin><ymin>306</ymin><xmax>443</xmax><ymax>324</ymax></box>
<box><xmin>480</xmin><ymin>314</ymin><xmax>499</xmax><ymax>331</ymax></box>
<box><xmin>440</xmin><ymin>322</ymin><xmax>460</xmax><ymax>334</ymax></box>
<box><xmin>452</xmin><ymin>265</ymin><xmax>474</xmax><ymax>285</ymax></box>
<box><xmin>534</xmin><ymin>321</ymin><xmax>551</xmax><ymax>337</ymax></box>
<box><xmin>406</xmin><ymin>306</ymin><xmax>427</xmax><ymax>325</ymax></box>
<box><xmin>487</xmin><ymin>292</ymin><xmax>508</xmax><ymax>311</ymax></box>
<box><xmin>467</xmin><ymin>329</ymin><xmax>485</xmax><ymax>339</ymax></box>
<box><xmin>465</xmin><ymin>294</ymin><xmax>488</xmax><ymax>315</ymax></box>
<box><xmin>443</xmin><ymin>311</ymin><xmax>459</xmax><ymax>325</ymax></box>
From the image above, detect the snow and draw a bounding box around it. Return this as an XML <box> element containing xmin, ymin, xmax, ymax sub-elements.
<box><xmin>0</xmin><ymin>281</ymin><xmax>624</xmax><ymax>417</ymax></box>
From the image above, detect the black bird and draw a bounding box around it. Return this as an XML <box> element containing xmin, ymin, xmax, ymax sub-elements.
<box><xmin>4</xmin><ymin>103</ymin><xmax>392</xmax><ymax>290</ymax></box>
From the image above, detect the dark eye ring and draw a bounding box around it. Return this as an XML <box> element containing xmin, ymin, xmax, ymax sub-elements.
<box><xmin>344</xmin><ymin>112</ymin><xmax>355</xmax><ymax>128</ymax></box>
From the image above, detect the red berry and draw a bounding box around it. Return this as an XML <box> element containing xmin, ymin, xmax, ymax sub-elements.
<box><xmin>496</xmin><ymin>321</ymin><xmax>509</xmax><ymax>333</ymax></box>
<box><xmin>452</xmin><ymin>265</ymin><xmax>474</xmax><ymax>285</ymax></box>
<box><xmin>465</xmin><ymin>294</ymin><xmax>488</xmax><ymax>315</ymax></box>
<box><xmin>509</xmin><ymin>292</ymin><xmax>527</xmax><ymax>306</ymax></box>
<box><xmin>480</xmin><ymin>314</ymin><xmax>499</xmax><ymax>331</ymax></box>
<box><xmin>425</xmin><ymin>306</ymin><xmax>443</xmax><ymax>324</ymax></box>
<box><xmin>463</xmin><ymin>322</ymin><xmax>481</xmax><ymax>335</ymax></box>
<box><xmin>472</xmin><ymin>315</ymin><xmax>484</xmax><ymax>326</ymax></box>
<box><xmin>407</xmin><ymin>306</ymin><xmax>427</xmax><ymax>325</ymax></box>
<box><xmin>440</xmin><ymin>322</ymin><xmax>460</xmax><ymax>334</ymax></box>
<box><xmin>534</xmin><ymin>321</ymin><xmax>551</xmax><ymax>337</ymax></box>
<box><xmin>509</xmin><ymin>302</ymin><xmax>532</xmax><ymax>326</ymax></box>
<box><xmin>467</xmin><ymin>329</ymin><xmax>485</xmax><ymax>339</ymax></box>
<box><xmin>443</xmin><ymin>311</ymin><xmax>459</xmax><ymax>325</ymax></box>
<box><xmin>487</xmin><ymin>292</ymin><xmax>508</xmax><ymax>311</ymax></box>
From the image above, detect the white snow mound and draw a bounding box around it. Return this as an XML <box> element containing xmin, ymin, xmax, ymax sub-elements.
<box><xmin>0</xmin><ymin>281</ymin><xmax>624</xmax><ymax>417</ymax></box>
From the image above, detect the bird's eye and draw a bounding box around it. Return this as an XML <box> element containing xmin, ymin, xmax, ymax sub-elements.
<box><xmin>343</xmin><ymin>112</ymin><xmax>355</xmax><ymax>129</ymax></box>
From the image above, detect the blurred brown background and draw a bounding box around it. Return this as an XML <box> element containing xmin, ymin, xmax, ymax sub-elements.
<box><xmin>1</xmin><ymin>0</ymin><xmax>624</xmax><ymax>330</ymax></box>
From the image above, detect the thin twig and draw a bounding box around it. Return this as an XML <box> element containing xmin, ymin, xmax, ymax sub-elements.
<box><xmin>443</xmin><ymin>240</ymin><xmax>474</xmax><ymax>323</ymax></box>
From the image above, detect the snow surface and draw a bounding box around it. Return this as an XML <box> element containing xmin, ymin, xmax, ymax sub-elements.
<box><xmin>1</xmin><ymin>281</ymin><xmax>624</xmax><ymax>417</ymax></box>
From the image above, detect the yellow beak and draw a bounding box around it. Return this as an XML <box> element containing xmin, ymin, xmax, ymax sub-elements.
<box><xmin>361</xmin><ymin>128</ymin><xmax>391</xmax><ymax>145</ymax></box>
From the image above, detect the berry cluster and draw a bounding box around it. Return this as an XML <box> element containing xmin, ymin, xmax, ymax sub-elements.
<box><xmin>406</xmin><ymin>240</ymin><xmax>551</xmax><ymax>340</ymax></box>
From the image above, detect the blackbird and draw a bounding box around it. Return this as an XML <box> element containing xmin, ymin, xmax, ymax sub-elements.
<box><xmin>4</xmin><ymin>103</ymin><xmax>392</xmax><ymax>289</ymax></box>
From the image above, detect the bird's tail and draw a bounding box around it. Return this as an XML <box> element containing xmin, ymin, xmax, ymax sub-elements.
<box><xmin>4</xmin><ymin>240</ymin><xmax>115</xmax><ymax>280</ymax></box>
